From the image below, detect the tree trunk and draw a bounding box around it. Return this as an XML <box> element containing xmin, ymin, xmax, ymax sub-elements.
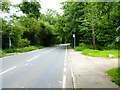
<box><xmin>92</xmin><ymin>17</ymin><xmax>95</xmax><ymax>49</ymax></box>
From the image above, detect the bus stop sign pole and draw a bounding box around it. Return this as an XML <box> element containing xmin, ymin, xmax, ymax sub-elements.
<box><xmin>73</xmin><ymin>34</ymin><xmax>75</xmax><ymax>49</ymax></box>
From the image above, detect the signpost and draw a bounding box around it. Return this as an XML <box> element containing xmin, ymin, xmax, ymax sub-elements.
<box><xmin>73</xmin><ymin>34</ymin><xmax>75</xmax><ymax>49</ymax></box>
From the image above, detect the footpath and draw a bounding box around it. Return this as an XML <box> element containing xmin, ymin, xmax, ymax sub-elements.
<box><xmin>67</xmin><ymin>48</ymin><xmax>119</xmax><ymax>89</ymax></box>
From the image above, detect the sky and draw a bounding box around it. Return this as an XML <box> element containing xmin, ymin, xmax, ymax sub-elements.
<box><xmin>1</xmin><ymin>0</ymin><xmax>66</xmax><ymax>20</ymax></box>
<box><xmin>9</xmin><ymin>0</ymin><xmax>66</xmax><ymax>14</ymax></box>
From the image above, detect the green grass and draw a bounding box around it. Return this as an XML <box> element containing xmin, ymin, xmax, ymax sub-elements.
<box><xmin>0</xmin><ymin>46</ymin><xmax>44</xmax><ymax>58</ymax></box>
<box><xmin>107</xmin><ymin>67</ymin><xmax>120</xmax><ymax>86</ymax></box>
<box><xmin>4</xmin><ymin>46</ymin><xmax>44</xmax><ymax>53</ymax></box>
<box><xmin>82</xmin><ymin>49</ymin><xmax>118</xmax><ymax>58</ymax></box>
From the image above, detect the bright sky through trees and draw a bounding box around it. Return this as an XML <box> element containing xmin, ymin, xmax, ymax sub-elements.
<box><xmin>9</xmin><ymin>0</ymin><xmax>66</xmax><ymax>14</ymax></box>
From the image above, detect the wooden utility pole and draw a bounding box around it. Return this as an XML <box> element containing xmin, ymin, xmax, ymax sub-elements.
<box><xmin>92</xmin><ymin>17</ymin><xmax>95</xmax><ymax>49</ymax></box>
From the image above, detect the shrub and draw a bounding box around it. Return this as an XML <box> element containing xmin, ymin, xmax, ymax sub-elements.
<box><xmin>0</xmin><ymin>50</ymin><xmax>5</xmax><ymax>58</ymax></box>
<box><xmin>4</xmin><ymin>46</ymin><xmax>43</xmax><ymax>53</ymax></box>
<box><xmin>74</xmin><ymin>43</ymin><xmax>92</xmax><ymax>51</ymax></box>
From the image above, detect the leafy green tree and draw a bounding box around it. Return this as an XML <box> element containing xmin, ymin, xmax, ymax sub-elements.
<box><xmin>2</xmin><ymin>18</ymin><xmax>30</xmax><ymax>49</ymax></box>
<box><xmin>19</xmin><ymin>0</ymin><xmax>41</xmax><ymax>20</ymax></box>
<box><xmin>0</xmin><ymin>0</ymin><xmax>11</xmax><ymax>12</ymax></box>
<box><xmin>57</xmin><ymin>2</ymin><xmax>119</xmax><ymax>49</ymax></box>
<box><xmin>39</xmin><ymin>21</ymin><xmax>57</xmax><ymax>46</ymax></box>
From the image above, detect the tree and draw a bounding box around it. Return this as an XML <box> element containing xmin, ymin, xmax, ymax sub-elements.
<box><xmin>57</xmin><ymin>2</ymin><xmax>119</xmax><ymax>49</ymax></box>
<box><xmin>0</xmin><ymin>0</ymin><xmax>11</xmax><ymax>12</ymax></box>
<box><xmin>19</xmin><ymin>0</ymin><xmax>41</xmax><ymax>20</ymax></box>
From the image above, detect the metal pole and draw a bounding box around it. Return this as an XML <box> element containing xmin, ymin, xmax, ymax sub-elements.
<box><xmin>73</xmin><ymin>34</ymin><xmax>75</xmax><ymax>49</ymax></box>
<box><xmin>74</xmin><ymin>37</ymin><xmax>75</xmax><ymax>49</ymax></box>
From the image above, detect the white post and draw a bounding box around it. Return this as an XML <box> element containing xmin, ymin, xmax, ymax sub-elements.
<box><xmin>9</xmin><ymin>33</ymin><xmax>12</xmax><ymax>49</ymax></box>
<box><xmin>73</xmin><ymin>34</ymin><xmax>75</xmax><ymax>48</ymax></box>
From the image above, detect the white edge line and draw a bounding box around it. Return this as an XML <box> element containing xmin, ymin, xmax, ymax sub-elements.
<box><xmin>67</xmin><ymin>47</ymin><xmax>76</xmax><ymax>88</ymax></box>
<box><xmin>0</xmin><ymin>66</ymin><xmax>17</xmax><ymax>75</ymax></box>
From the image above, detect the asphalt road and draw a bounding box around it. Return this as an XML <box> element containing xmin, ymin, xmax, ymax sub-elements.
<box><xmin>0</xmin><ymin>44</ymin><xmax>73</xmax><ymax>88</ymax></box>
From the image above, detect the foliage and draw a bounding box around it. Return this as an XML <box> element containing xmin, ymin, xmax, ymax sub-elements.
<box><xmin>39</xmin><ymin>21</ymin><xmax>57</xmax><ymax>46</ymax></box>
<box><xmin>0</xmin><ymin>0</ymin><xmax>11</xmax><ymax>12</ymax></box>
<box><xmin>107</xmin><ymin>67</ymin><xmax>120</xmax><ymax>86</ymax></box>
<box><xmin>74</xmin><ymin>43</ymin><xmax>92</xmax><ymax>51</ymax></box>
<box><xmin>4</xmin><ymin>46</ymin><xmax>44</xmax><ymax>53</ymax></box>
<box><xmin>1</xmin><ymin>1</ymin><xmax>119</xmax><ymax>52</ymax></box>
<box><xmin>2</xmin><ymin>18</ymin><xmax>30</xmax><ymax>49</ymax></box>
<box><xmin>0</xmin><ymin>49</ymin><xmax>6</xmax><ymax>58</ymax></box>
<box><xmin>57</xmin><ymin>2</ymin><xmax>119</xmax><ymax>49</ymax></box>
<box><xmin>19</xmin><ymin>0</ymin><xmax>41</xmax><ymax>19</ymax></box>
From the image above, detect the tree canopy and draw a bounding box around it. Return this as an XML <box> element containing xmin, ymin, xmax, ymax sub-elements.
<box><xmin>1</xmin><ymin>1</ymin><xmax>119</xmax><ymax>50</ymax></box>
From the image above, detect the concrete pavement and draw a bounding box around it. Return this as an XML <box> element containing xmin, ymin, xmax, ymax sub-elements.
<box><xmin>67</xmin><ymin>47</ymin><xmax>119</xmax><ymax>88</ymax></box>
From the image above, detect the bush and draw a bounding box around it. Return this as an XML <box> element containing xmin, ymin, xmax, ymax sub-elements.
<box><xmin>105</xmin><ymin>43</ymin><xmax>118</xmax><ymax>50</ymax></box>
<box><xmin>4</xmin><ymin>46</ymin><xmax>44</xmax><ymax>53</ymax></box>
<box><xmin>0</xmin><ymin>50</ymin><xmax>5</xmax><ymax>58</ymax></box>
<box><xmin>39</xmin><ymin>22</ymin><xmax>56</xmax><ymax>46</ymax></box>
<box><xmin>74</xmin><ymin>43</ymin><xmax>92</xmax><ymax>51</ymax></box>
<box><xmin>18</xmin><ymin>39</ymin><xmax>30</xmax><ymax>47</ymax></box>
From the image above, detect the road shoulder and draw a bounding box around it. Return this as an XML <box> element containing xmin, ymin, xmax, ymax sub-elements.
<box><xmin>67</xmin><ymin>47</ymin><xmax>119</xmax><ymax>88</ymax></box>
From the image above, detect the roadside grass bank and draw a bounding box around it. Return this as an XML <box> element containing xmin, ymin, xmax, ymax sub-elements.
<box><xmin>107</xmin><ymin>67</ymin><xmax>120</xmax><ymax>86</ymax></box>
<box><xmin>74</xmin><ymin>44</ymin><xmax>119</xmax><ymax>58</ymax></box>
<box><xmin>82</xmin><ymin>49</ymin><xmax>118</xmax><ymax>58</ymax></box>
<box><xmin>0</xmin><ymin>46</ymin><xmax>44</xmax><ymax>58</ymax></box>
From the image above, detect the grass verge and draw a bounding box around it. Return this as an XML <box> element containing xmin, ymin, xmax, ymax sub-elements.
<box><xmin>74</xmin><ymin>43</ymin><xmax>119</xmax><ymax>58</ymax></box>
<box><xmin>0</xmin><ymin>46</ymin><xmax>44</xmax><ymax>58</ymax></box>
<box><xmin>107</xmin><ymin>67</ymin><xmax>120</xmax><ymax>86</ymax></box>
<box><xmin>82</xmin><ymin>49</ymin><xmax>118</xmax><ymax>58</ymax></box>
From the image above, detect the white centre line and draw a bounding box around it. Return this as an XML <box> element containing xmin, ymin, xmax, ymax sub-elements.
<box><xmin>0</xmin><ymin>66</ymin><xmax>17</xmax><ymax>75</ymax></box>
<box><xmin>64</xmin><ymin>67</ymin><xmax>67</xmax><ymax>72</ymax></box>
<box><xmin>62</xmin><ymin>47</ymin><xmax>67</xmax><ymax>88</ymax></box>
<box><xmin>62</xmin><ymin>75</ymin><xmax>66</xmax><ymax>88</ymax></box>
<box><xmin>27</xmin><ymin>55</ymin><xmax>39</xmax><ymax>62</ymax></box>
<box><xmin>27</xmin><ymin>47</ymin><xmax>58</xmax><ymax>62</ymax></box>
<box><xmin>64</xmin><ymin>63</ymin><xmax>66</xmax><ymax>66</ymax></box>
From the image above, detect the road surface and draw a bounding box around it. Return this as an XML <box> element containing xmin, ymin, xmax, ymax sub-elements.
<box><xmin>0</xmin><ymin>44</ymin><xmax>73</xmax><ymax>89</ymax></box>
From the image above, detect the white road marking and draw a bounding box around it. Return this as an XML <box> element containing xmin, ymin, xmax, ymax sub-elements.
<box><xmin>64</xmin><ymin>67</ymin><xmax>67</xmax><ymax>72</ymax></box>
<box><xmin>67</xmin><ymin>48</ymin><xmax>76</xmax><ymax>88</ymax></box>
<box><xmin>27</xmin><ymin>47</ymin><xmax>59</xmax><ymax>62</ymax></box>
<box><xmin>0</xmin><ymin>66</ymin><xmax>17</xmax><ymax>75</ymax></box>
<box><xmin>27</xmin><ymin>55</ymin><xmax>39</xmax><ymax>62</ymax></box>
<box><xmin>64</xmin><ymin>63</ymin><xmax>66</xmax><ymax>66</ymax></box>
<box><xmin>62</xmin><ymin>47</ymin><xmax>67</xmax><ymax>88</ymax></box>
<box><xmin>0</xmin><ymin>46</ymin><xmax>60</xmax><ymax>75</ymax></box>
<box><xmin>62</xmin><ymin>75</ymin><xmax>66</xmax><ymax>88</ymax></box>
<box><xmin>59</xmin><ymin>80</ymin><xmax>62</xmax><ymax>83</ymax></box>
<box><xmin>21</xmin><ymin>86</ymin><xmax>24</xmax><ymax>88</ymax></box>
